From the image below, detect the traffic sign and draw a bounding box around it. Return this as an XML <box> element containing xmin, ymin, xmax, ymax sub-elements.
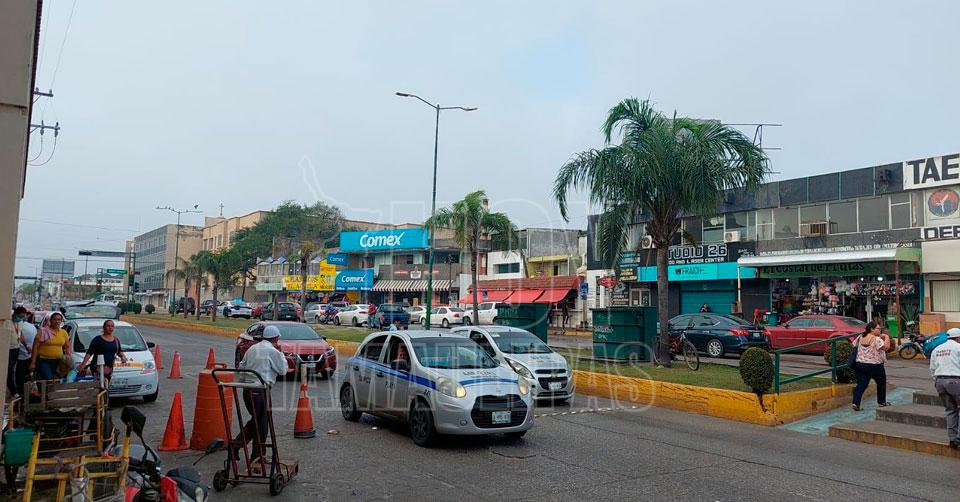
<box><xmin>106</xmin><ymin>269</ymin><xmax>127</xmax><ymax>275</ymax></box>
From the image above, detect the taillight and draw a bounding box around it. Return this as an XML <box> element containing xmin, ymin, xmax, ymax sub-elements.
<box><xmin>730</xmin><ymin>328</ymin><xmax>749</xmax><ymax>337</ymax></box>
<box><xmin>454</xmin><ymin>313</ymin><xmax>461</xmax><ymax>317</ymax></box>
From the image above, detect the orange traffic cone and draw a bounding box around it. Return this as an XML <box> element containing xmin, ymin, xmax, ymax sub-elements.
<box><xmin>294</xmin><ymin>382</ymin><xmax>316</xmax><ymax>439</ymax></box>
<box><xmin>205</xmin><ymin>348</ymin><xmax>216</xmax><ymax>370</ymax></box>
<box><xmin>154</xmin><ymin>344</ymin><xmax>164</xmax><ymax>369</ymax></box>
<box><xmin>189</xmin><ymin>365</ymin><xmax>234</xmax><ymax>450</ymax></box>
<box><xmin>168</xmin><ymin>351</ymin><xmax>182</xmax><ymax>379</ymax></box>
<box><xmin>159</xmin><ymin>392</ymin><xmax>189</xmax><ymax>451</ymax></box>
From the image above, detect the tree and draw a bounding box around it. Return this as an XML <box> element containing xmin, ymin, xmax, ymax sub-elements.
<box><xmin>200</xmin><ymin>249</ymin><xmax>240</xmax><ymax>323</ymax></box>
<box><xmin>167</xmin><ymin>254</ymin><xmax>208</xmax><ymax>319</ymax></box>
<box><xmin>426</xmin><ymin>190</ymin><xmax>521</xmax><ymax>326</ymax></box>
<box><xmin>554</xmin><ymin>98</ymin><xmax>768</xmax><ymax>366</ymax></box>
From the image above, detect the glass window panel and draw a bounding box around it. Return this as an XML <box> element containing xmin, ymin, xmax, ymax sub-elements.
<box><xmin>889</xmin><ymin>192</ymin><xmax>910</xmax><ymax>204</ymax></box>
<box><xmin>773</xmin><ymin>207</ymin><xmax>798</xmax><ymax>239</ymax></box>
<box><xmin>828</xmin><ymin>201</ymin><xmax>858</xmax><ymax>234</ymax></box>
<box><xmin>725</xmin><ymin>212</ymin><xmax>747</xmax><ymax>231</ymax></box>
<box><xmin>683</xmin><ymin>218</ymin><xmax>702</xmax><ymax>244</ymax></box>
<box><xmin>702</xmin><ymin>216</ymin><xmax>724</xmax><ymax>243</ymax></box>
<box><xmin>932</xmin><ymin>281</ymin><xmax>960</xmax><ymax>312</ymax></box>
<box><xmin>858</xmin><ymin>196</ymin><xmax>889</xmax><ymax>231</ymax></box>
<box><xmin>800</xmin><ymin>205</ymin><xmax>826</xmax><ymax>224</ymax></box>
<box><xmin>756</xmin><ymin>209</ymin><xmax>773</xmax><ymax>240</ymax></box>
<box><xmin>911</xmin><ymin>191</ymin><xmax>925</xmax><ymax>227</ymax></box>
<box><xmin>891</xmin><ymin>203</ymin><xmax>911</xmax><ymax>229</ymax></box>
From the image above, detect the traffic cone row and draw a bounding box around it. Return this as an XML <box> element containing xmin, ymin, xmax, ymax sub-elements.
<box><xmin>205</xmin><ymin>348</ymin><xmax>216</xmax><ymax>370</ymax></box>
<box><xmin>154</xmin><ymin>344</ymin><xmax>164</xmax><ymax>369</ymax></box>
<box><xmin>158</xmin><ymin>392</ymin><xmax>189</xmax><ymax>451</ymax></box>
<box><xmin>168</xmin><ymin>351</ymin><xmax>182</xmax><ymax>379</ymax></box>
<box><xmin>294</xmin><ymin>378</ymin><xmax>316</xmax><ymax>439</ymax></box>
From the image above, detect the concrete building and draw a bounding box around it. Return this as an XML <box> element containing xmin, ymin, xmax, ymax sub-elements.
<box><xmin>132</xmin><ymin>224</ymin><xmax>203</xmax><ymax>308</ymax></box>
<box><xmin>201</xmin><ymin>211</ymin><xmax>269</xmax><ymax>252</ymax></box>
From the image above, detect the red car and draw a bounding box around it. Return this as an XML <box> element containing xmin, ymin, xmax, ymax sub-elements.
<box><xmin>234</xmin><ymin>321</ymin><xmax>337</xmax><ymax>378</ymax></box>
<box><xmin>765</xmin><ymin>315</ymin><xmax>866</xmax><ymax>354</ymax></box>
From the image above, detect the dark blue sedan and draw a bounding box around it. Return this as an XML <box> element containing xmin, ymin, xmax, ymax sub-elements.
<box><xmin>668</xmin><ymin>313</ymin><xmax>769</xmax><ymax>358</ymax></box>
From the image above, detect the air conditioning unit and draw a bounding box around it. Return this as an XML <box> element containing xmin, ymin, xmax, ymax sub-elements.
<box><xmin>640</xmin><ymin>235</ymin><xmax>655</xmax><ymax>249</ymax></box>
<box><xmin>723</xmin><ymin>231</ymin><xmax>741</xmax><ymax>243</ymax></box>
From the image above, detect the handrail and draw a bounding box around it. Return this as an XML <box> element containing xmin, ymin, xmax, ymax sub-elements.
<box><xmin>773</xmin><ymin>335</ymin><xmax>855</xmax><ymax>393</ymax></box>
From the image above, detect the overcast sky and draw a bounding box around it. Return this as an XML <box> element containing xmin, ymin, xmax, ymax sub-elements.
<box><xmin>15</xmin><ymin>0</ymin><xmax>960</xmax><ymax>279</ymax></box>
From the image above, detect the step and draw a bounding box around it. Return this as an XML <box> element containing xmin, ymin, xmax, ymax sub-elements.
<box><xmin>914</xmin><ymin>390</ymin><xmax>941</xmax><ymax>406</ymax></box>
<box><xmin>876</xmin><ymin>403</ymin><xmax>946</xmax><ymax>429</ymax></box>
<box><xmin>829</xmin><ymin>420</ymin><xmax>960</xmax><ymax>459</ymax></box>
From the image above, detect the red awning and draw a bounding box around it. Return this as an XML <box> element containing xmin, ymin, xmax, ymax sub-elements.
<box><xmin>509</xmin><ymin>289</ymin><xmax>544</xmax><ymax>303</ymax></box>
<box><xmin>459</xmin><ymin>290</ymin><xmax>514</xmax><ymax>303</ymax></box>
<box><xmin>535</xmin><ymin>289</ymin><xmax>571</xmax><ymax>304</ymax></box>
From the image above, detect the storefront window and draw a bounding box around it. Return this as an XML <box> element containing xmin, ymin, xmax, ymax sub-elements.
<box><xmin>724</xmin><ymin>211</ymin><xmax>756</xmax><ymax>241</ymax></box>
<box><xmin>683</xmin><ymin>217</ymin><xmax>702</xmax><ymax>244</ymax></box>
<box><xmin>931</xmin><ymin>281</ymin><xmax>960</xmax><ymax>312</ymax></box>
<box><xmin>858</xmin><ymin>196</ymin><xmax>889</xmax><ymax>231</ymax></box>
<box><xmin>889</xmin><ymin>192</ymin><xmax>911</xmax><ymax>229</ymax></box>
<box><xmin>702</xmin><ymin>216</ymin><xmax>724</xmax><ymax>243</ymax></box>
<box><xmin>800</xmin><ymin>204</ymin><xmax>827</xmax><ymax>235</ymax></box>
<box><xmin>757</xmin><ymin>209</ymin><xmax>774</xmax><ymax>240</ymax></box>
<box><xmin>773</xmin><ymin>207</ymin><xmax>798</xmax><ymax>239</ymax></box>
<box><xmin>827</xmin><ymin>200</ymin><xmax>858</xmax><ymax>234</ymax></box>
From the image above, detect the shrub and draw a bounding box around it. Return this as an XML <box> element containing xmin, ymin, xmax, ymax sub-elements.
<box><xmin>131</xmin><ymin>302</ymin><xmax>142</xmax><ymax>314</ymax></box>
<box><xmin>739</xmin><ymin>347</ymin><xmax>774</xmax><ymax>395</ymax></box>
<box><xmin>824</xmin><ymin>340</ymin><xmax>855</xmax><ymax>384</ymax></box>
<box><xmin>145</xmin><ymin>304</ymin><xmax>155</xmax><ymax>314</ymax></box>
<box><xmin>167</xmin><ymin>303</ymin><xmax>176</xmax><ymax>315</ymax></box>
<box><xmin>116</xmin><ymin>301</ymin><xmax>128</xmax><ymax>313</ymax></box>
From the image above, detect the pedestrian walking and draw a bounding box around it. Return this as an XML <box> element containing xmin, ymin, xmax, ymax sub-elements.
<box><xmin>929</xmin><ymin>327</ymin><xmax>960</xmax><ymax>448</ymax></box>
<box><xmin>561</xmin><ymin>302</ymin><xmax>570</xmax><ymax>330</ymax></box>
<box><xmin>700</xmin><ymin>303</ymin><xmax>711</xmax><ymax>313</ymax></box>
<box><xmin>13</xmin><ymin>307</ymin><xmax>36</xmax><ymax>395</ymax></box>
<box><xmin>78</xmin><ymin>319</ymin><xmax>128</xmax><ymax>385</ymax></box>
<box><xmin>29</xmin><ymin>312</ymin><xmax>72</xmax><ymax>380</ymax></box>
<box><xmin>236</xmin><ymin>325</ymin><xmax>287</xmax><ymax>463</ymax></box>
<box><xmin>851</xmin><ymin>321</ymin><xmax>892</xmax><ymax>411</ymax></box>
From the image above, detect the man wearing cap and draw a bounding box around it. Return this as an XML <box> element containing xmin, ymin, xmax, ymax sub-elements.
<box><xmin>236</xmin><ymin>325</ymin><xmax>287</xmax><ymax>462</ymax></box>
<box><xmin>929</xmin><ymin>327</ymin><xmax>960</xmax><ymax>449</ymax></box>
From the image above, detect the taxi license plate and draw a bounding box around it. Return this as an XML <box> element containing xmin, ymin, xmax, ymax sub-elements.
<box><xmin>548</xmin><ymin>381</ymin><xmax>563</xmax><ymax>391</ymax></box>
<box><xmin>110</xmin><ymin>378</ymin><xmax>127</xmax><ymax>387</ymax></box>
<box><xmin>301</xmin><ymin>363</ymin><xmax>316</xmax><ymax>370</ymax></box>
<box><xmin>752</xmin><ymin>333</ymin><xmax>761</xmax><ymax>339</ymax></box>
<box><xmin>491</xmin><ymin>411</ymin><xmax>512</xmax><ymax>424</ymax></box>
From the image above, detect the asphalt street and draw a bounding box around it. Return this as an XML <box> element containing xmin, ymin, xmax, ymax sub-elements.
<box><xmin>130</xmin><ymin>324</ymin><xmax>959</xmax><ymax>502</ymax></box>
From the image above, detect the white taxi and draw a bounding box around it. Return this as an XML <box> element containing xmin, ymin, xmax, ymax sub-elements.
<box><xmin>66</xmin><ymin>319</ymin><xmax>160</xmax><ymax>402</ymax></box>
<box><xmin>338</xmin><ymin>330</ymin><xmax>534</xmax><ymax>447</ymax></box>
<box><xmin>451</xmin><ymin>325</ymin><xmax>574</xmax><ymax>402</ymax></box>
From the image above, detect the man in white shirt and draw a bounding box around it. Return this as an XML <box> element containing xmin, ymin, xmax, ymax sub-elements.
<box><xmin>929</xmin><ymin>328</ymin><xmax>960</xmax><ymax>449</ymax></box>
<box><xmin>13</xmin><ymin>307</ymin><xmax>37</xmax><ymax>396</ymax></box>
<box><xmin>236</xmin><ymin>325</ymin><xmax>288</xmax><ymax>462</ymax></box>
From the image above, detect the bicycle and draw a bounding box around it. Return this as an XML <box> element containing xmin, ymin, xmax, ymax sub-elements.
<box><xmin>654</xmin><ymin>332</ymin><xmax>700</xmax><ymax>370</ymax></box>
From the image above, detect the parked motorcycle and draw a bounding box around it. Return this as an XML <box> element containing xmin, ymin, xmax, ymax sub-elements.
<box><xmin>318</xmin><ymin>307</ymin><xmax>340</xmax><ymax>325</ymax></box>
<box><xmin>898</xmin><ymin>332</ymin><xmax>927</xmax><ymax>360</ymax></box>
<box><xmin>116</xmin><ymin>406</ymin><xmax>219</xmax><ymax>502</ymax></box>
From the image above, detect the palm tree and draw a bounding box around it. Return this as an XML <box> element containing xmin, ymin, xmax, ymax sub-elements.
<box><xmin>554</xmin><ymin>98</ymin><xmax>769</xmax><ymax>366</ymax></box>
<box><xmin>426</xmin><ymin>190</ymin><xmax>522</xmax><ymax>325</ymax></box>
<box><xmin>201</xmin><ymin>249</ymin><xmax>240</xmax><ymax>323</ymax></box>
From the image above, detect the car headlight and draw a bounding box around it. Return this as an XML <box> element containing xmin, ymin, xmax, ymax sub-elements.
<box><xmin>518</xmin><ymin>378</ymin><xmax>529</xmax><ymax>396</ymax></box>
<box><xmin>141</xmin><ymin>361</ymin><xmax>156</xmax><ymax>375</ymax></box>
<box><xmin>437</xmin><ymin>377</ymin><xmax>467</xmax><ymax>398</ymax></box>
<box><xmin>506</xmin><ymin>358</ymin><xmax>533</xmax><ymax>379</ymax></box>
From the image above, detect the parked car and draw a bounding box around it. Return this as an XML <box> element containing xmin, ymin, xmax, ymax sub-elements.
<box><xmin>305</xmin><ymin>303</ymin><xmax>327</xmax><ymax>323</ymax></box>
<box><xmin>176</xmin><ymin>297</ymin><xmax>196</xmax><ymax>315</ymax></box>
<box><xmin>462</xmin><ymin>302</ymin><xmax>508</xmax><ymax>325</ymax></box>
<box><xmin>335</xmin><ymin>304</ymin><xmax>369</xmax><ymax>326</ymax></box>
<box><xmin>421</xmin><ymin>306</ymin><xmax>464</xmax><ymax>328</ymax></box>
<box><xmin>235</xmin><ymin>321</ymin><xmax>337</xmax><ymax>378</ymax></box>
<box><xmin>667</xmin><ymin>313</ymin><xmax>770</xmax><ymax>358</ymax></box>
<box><xmin>370</xmin><ymin>303</ymin><xmax>410</xmax><ymax>330</ymax></box>
<box><xmin>221</xmin><ymin>300</ymin><xmax>253</xmax><ymax>319</ymax></box>
<box><xmin>337</xmin><ymin>330</ymin><xmax>533</xmax><ymax>446</ymax></box>
<box><xmin>66</xmin><ymin>319</ymin><xmax>159</xmax><ymax>402</ymax></box>
<box><xmin>261</xmin><ymin>302</ymin><xmax>300</xmax><ymax>321</ymax></box>
<box><xmin>765</xmin><ymin>314</ymin><xmax>865</xmax><ymax>354</ymax></box>
<box><xmin>452</xmin><ymin>325</ymin><xmax>574</xmax><ymax>402</ymax></box>
<box><xmin>405</xmin><ymin>306</ymin><xmax>426</xmax><ymax>323</ymax></box>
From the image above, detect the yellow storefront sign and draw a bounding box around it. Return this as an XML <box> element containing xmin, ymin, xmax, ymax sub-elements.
<box><xmin>282</xmin><ymin>273</ymin><xmax>335</xmax><ymax>291</ymax></box>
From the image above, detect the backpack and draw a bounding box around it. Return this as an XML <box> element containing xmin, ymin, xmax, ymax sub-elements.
<box><xmin>923</xmin><ymin>332</ymin><xmax>950</xmax><ymax>359</ymax></box>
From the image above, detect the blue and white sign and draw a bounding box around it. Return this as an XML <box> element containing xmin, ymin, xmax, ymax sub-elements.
<box><xmin>339</xmin><ymin>228</ymin><xmax>429</xmax><ymax>252</ymax></box>
<box><xmin>637</xmin><ymin>263</ymin><xmax>757</xmax><ymax>282</ymax></box>
<box><xmin>579</xmin><ymin>282</ymin><xmax>589</xmax><ymax>300</ymax></box>
<box><xmin>325</xmin><ymin>253</ymin><xmax>348</xmax><ymax>266</ymax></box>
<box><xmin>335</xmin><ymin>269</ymin><xmax>374</xmax><ymax>291</ymax></box>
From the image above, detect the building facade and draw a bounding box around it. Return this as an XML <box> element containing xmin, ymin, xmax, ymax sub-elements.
<box><xmin>201</xmin><ymin>211</ymin><xmax>269</xmax><ymax>252</ymax></box>
<box><xmin>588</xmin><ymin>152</ymin><xmax>960</xmax><ymax>333</ymax></box>
<box><xmin>132</xmin><ymin>224</ymin><xmax>203</xmax><ymax>308</ymax></box>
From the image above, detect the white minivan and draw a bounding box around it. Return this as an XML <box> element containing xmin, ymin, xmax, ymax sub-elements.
<box><xmin>66</xmin><ymin>319</ymin><xmax>160</xmax><ymax>402</ymax></box>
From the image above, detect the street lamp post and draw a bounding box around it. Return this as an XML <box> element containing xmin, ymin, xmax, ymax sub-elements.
<box><xmin>396</xmin><ymin>92</ymin><xmax>476</xmax><ymax>327</ymax></box>
<box><xmin>157</xmin><ymin>205</ymin><xmax>201</xmax><ymax>316</ymax></box>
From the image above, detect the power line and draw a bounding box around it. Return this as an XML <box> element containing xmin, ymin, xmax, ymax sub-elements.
<box><xmin>36</xmin><ymin>0</ymin><xmax>54</xmax><ymax>76</ymax></box>
<box><xmin>49</xmin><ymin>0</ymin><xmax>77</xmax><ymax>88</ymax></box>
<box><xmin>28</xmin><ymin>134</ymin><xmax>58</xmax><ymax>166</ymax></box>
<box><xmin>19</xmin><ymin>217</ymin><xmax>140</xmax><ymax>233</ymax></box>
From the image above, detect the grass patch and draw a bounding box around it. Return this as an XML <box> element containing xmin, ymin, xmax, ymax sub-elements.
<box><xmin>124</xmin><ymin>313</ymin><xmax>254</xmax><ymax>330</ymax></box>
<box><xmin>563</xmin><ymin>353</ymin><xmax>828</xmax><ymax>393</ymax></box>
<box><xmin>313</xmin><ymin>325</ymin><xmax>374</xmax><ymax>343</ymax></box>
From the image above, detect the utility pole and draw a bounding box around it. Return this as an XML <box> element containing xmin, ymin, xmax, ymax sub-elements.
<box><xmin>157</xmin><ymin>205</ymin><xmax>201</xmax><ymax>316</ymax></box>
<box><xmin>395</xmin><ymin>92</ymin><xmax>477</xmax><ymax>327</ymax></box>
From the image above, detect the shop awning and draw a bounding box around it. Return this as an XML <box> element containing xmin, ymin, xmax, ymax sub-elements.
<box><xmin>459</xmin><ymin>290</ymin><xmax>514</xmax><ymax>303</ymax></box>
<box><xmin>374</xmin><ymin>280</ymin><xmax>451</xmax><ymax>292</ymax></box>
<box><xmin>510</xmin><ymin>289</ymin><xmax>544</xmax><ymax>303</ymax></box>
<box><xmin>535</xmin><ymin>289</ymin><xmax>572</xmax><ymax>304</ymax></box>
<box><xmin>737</xmin><ymin>247</ymin><xmax>920</xmax><ymax>267</ymax></box>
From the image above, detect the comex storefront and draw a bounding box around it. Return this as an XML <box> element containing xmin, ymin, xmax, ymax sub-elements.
<box><xmin>738</xmin><ymin>246</ymin><xmax>921</xmax><ymax>327</ymax></box>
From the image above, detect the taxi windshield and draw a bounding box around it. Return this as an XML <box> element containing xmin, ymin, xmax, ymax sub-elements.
<box><xmin>411</xmin><ymin>337</ymin><xmax>498</xmax><ymax>369</ymax></box>
<box><xmin>74</xmin><ymin>326</ymin><xmax>148</xmax><ymax>352</ymax></box>
<box><xmin>63</xmin><ymin>304</ymin><xmax>120</xmax><ymax>320</ymax></box>
<box><xmin>488</xmin><ymin>331</ymin><xmax>552</xmax><ymax>354</ymax></box>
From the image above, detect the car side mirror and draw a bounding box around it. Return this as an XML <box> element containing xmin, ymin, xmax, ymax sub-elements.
<box><xmin>321</xmin><ymin>336</ymin><xmax>327</xmax><ymax>340</ymax></box>
<box><xmin>147</xmin><ymin>341</ymin><xmax>156</xmax><ymax>348</ymax></box>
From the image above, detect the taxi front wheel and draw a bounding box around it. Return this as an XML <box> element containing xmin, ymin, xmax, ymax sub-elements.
<box><xmin>410</xmin><ymin>399</ymin><xmax>438</xmax><ymax>447</ymax></box>
<box><xmin>340</xmin><ymin>384</ymin><xmax>362</xmax><ymax>422</ymax></box>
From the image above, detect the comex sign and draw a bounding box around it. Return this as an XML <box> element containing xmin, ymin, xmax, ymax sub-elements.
<box><xmin>339</xmin><ymin>229</ymin><xmax>429</xmax><ymax>252</ymax></box>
